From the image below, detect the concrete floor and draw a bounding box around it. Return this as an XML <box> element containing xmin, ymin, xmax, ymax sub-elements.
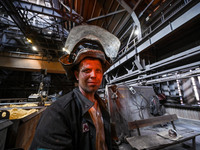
<box><xmin>119</xmin><ymin>117</ymin><xmax>200</xmax><ymax>150</ymax></box>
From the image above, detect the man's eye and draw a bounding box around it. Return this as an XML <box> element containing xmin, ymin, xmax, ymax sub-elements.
<box><xmin>96</xmin><ymin>69</ymin><xmax>102</xmax><ymax>73</ymax></box>
<box><xmin>83</xmin><ymin>69</ymin><xmax>91</xmax><ymax>73</ymax></box>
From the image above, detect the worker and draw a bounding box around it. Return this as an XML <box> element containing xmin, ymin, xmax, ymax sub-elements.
<box><xmin>30</xmin><ymin>25</ymin><xmax>120</xmax><ymax>150</ymax></box>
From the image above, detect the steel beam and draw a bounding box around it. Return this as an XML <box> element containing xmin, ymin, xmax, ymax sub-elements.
<box><xmin>108</xmin><ymin>45</ymin><xmax>200</xmax><ymax>84</ymax></box>
<box><xmin>12</xmin><ymin>0</ymin><xmax>83</xmax><ymax>24</ymax></box>
<box><xmin>86</xmin><ymin>9</ymin><xmax>126</xmax><ymax>22</ymax></box>
<box><xmin>0</xmin><ymin>56</ymin><xmax>65</xmax><ymax>74</ymax></box>
<box><xmin>0</xmin><ymin>0</ymin><xmax>29</xmax><ymax>35</ymax></box>
<box><xmin>125</xmin><ymin>61</ymin><xmax>200</xmax><ymax>86</ymax></box>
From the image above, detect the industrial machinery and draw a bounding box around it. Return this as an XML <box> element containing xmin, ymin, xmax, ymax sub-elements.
<box><xmin>28</xmin><ymin>82</ymin><xmax>48</xmax><ymax>105</ymax></box>
<box><xmin>105</xmin><ymin>84</ymin><xmax>165</xmax><ymax>143</ymax></box>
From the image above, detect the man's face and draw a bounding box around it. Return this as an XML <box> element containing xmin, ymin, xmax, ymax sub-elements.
<box><xmin>75</xmin><ymin>58</ymin><xmax>103</xmax><ymax>94</ymax></box>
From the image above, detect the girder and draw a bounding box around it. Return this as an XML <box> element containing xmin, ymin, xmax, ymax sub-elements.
<box><xmin>0</xmin><ymin>0</ymin><xmax>29</xmax><ymax>36</ymax></box>
<box><xmin>12</xmin><ymin>0</ymin><xmax>83</xmax><ymax>24</ymax></box>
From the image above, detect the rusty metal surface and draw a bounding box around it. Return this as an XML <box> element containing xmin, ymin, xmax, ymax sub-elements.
<box><xmin>4</xmin><ymin>107</ymin><xmax>46</xmax><ymax>150</ymax></box>
<box><xmin>106</xmin><ymin>85</ymin><xmax>156</xmax><ymax>138</ymax></box>
<box><xmin>0</xmin><ymin>120</ymin><xmax>13</xmax><ymax>150</ymax></box>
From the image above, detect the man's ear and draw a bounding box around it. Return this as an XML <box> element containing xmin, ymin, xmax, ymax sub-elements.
<box><xmin>74</xmin><ymin>70</ymin><xmax>79</xmax><ymax>80</ymax></box>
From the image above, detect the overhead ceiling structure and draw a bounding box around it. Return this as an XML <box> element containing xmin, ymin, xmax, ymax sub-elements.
<box><xmin>0</xmin><ymin>0</ymin><xmax>177</xmax><ymax>60</ymax></box>
<box><xmin>0</xmin><ymin>0</ymin><xmax>200</xmax><ymax>101</ymax></box>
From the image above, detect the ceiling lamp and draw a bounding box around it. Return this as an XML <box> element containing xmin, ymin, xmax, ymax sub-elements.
<box><xmin>27</xmin><ymin>38</ymin><xmax>32</xmax><ymax>43</ymax></box>
<box><xmin>47</xmin><ymin>30</ymin><xmax>52</xmax><ymax>34</ymax></box>
<box><xmin>32</xmin><ymin>46</ymin><xmax>37</xmax><ymax>51</ymax></box>
<box><xmin>135</xmin><ymin>29</ymin><xmax>139</xmax><ymax>35</ymax></box>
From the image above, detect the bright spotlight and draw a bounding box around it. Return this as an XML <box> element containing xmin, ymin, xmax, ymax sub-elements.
<box><xmin>27</xmin><ymin>38</ymin><xmax>32</xmax><ymax>43</ymax></box>
<box><xmin>47</xmin><ymin>30</ymin><xmax>52</xmax><ymax>34</ymax></box>
<box><xmin>32</xmin><ymin>46</ymin><xmax>37</xmax><ymax>51</ymax></box>
<box><xmin>135</xmin><ymin>29</ymin><xmax>139</xmax><ymax>35</ymax></box>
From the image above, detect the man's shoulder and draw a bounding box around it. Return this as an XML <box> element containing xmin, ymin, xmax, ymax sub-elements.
<box><xmin>58</xmin><ymin>90</ymin><xmax>74</xmax><ymax>100</ymax></box>
<box><xmin>51</xmin><ymin>90</ymin><xmax>76</xmax><ymax>110</ymax></box>
<box><xmin>57</xmin><ymin>90</ymin><xmax>74</xmax><ymax>104</ymax></box>
<box><xmin>40</xmin><ymin>90</ymin><xmax>78</xmax><ymax>121</ymax></box>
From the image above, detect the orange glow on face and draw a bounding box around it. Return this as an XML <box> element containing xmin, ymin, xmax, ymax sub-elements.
<box><xmin>75</xmin><ymin>59</ymin><xmax>103</xmax><ymax>94</ymax></box>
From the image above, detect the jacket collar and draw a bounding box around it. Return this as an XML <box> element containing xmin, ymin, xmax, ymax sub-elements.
<box><xmin>73</xmin><ymin>88</ymin><xmax>108</xmax><ymax>116</ymax></box>
<box><xmin>73</xmin><ymin>88</ymin><xmax>94</xmax><ymax>116</ymax></box>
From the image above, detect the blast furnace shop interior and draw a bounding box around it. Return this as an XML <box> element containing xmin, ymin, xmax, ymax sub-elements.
<box><xmin>0</xmin><ymin>0</ymin><xmax>200</xmax><ymax>150</ymax></box>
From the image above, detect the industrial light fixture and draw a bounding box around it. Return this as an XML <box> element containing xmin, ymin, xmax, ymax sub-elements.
<box><xmin>134</xmin><ymin>29</ymin><xmax>139</xmax><ymax>35</ymax></box>
<box><xmin>47</xmin><ymin>30</ymin><xmax>52</xmax><ymax>34</ymax></box>
<box><xmin>133</xmin><ymin>26</ymin><xmax>139</xmax><ymax>36</ymax></box>
<box><xmin>32</xmin><ymin>46</ymin><xmax>37</xmax><ymax>51</ymax></box>
<box><xmin>27</xmin><ymin>38</ymin><xmax>32</xmax><ymax>43</ymax></box>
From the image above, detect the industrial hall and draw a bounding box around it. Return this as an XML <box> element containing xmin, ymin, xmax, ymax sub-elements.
<box><xmin>0</xmin><ymin>0</ymin><xmax>200</xmax><ymax>150</ymax></box>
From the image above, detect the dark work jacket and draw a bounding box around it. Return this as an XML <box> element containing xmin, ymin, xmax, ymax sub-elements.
<box><xmin>30</xmin><ymin>88</ymin><xmax>114</xmax><ymax>150</ymax></box>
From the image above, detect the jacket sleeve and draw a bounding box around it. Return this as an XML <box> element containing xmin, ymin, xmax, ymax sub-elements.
<box><xmin>30</xmin><ymin>104</ymin><xmax>73</xmax><ymax>150</ymax></box>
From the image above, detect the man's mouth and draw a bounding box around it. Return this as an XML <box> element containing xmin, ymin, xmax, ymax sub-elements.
<box><xmin>88</xmin><ymin>82</ymin><xmax>99</xmax><ymax>85</ymax></box>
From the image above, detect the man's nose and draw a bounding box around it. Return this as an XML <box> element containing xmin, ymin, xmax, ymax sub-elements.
<box><xmin>90</xmin><ymin>70</ymin><xmax>96</xmax><ymax>77</ymax></box>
